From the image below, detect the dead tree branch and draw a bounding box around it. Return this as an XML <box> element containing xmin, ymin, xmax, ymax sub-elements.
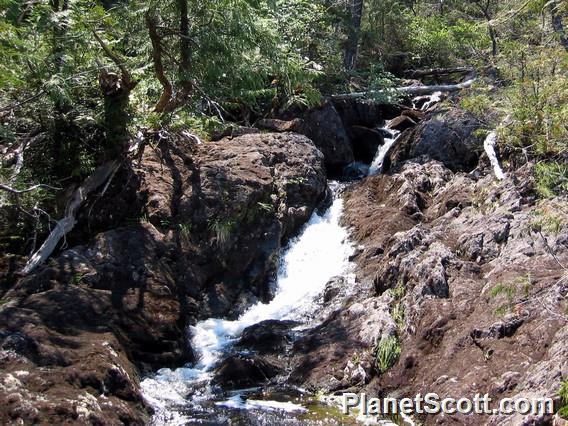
<box><xmin>0</xmin><ymin>183</ymin><xmax>61</xmax><ymax>195</ymax></box>
<box><xmin>21</xmin><ymin>160</ymin><xmax>120</xmax><ymax>275</ymax></box>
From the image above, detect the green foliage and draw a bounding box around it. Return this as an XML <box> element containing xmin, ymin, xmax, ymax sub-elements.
<box><xmin>498</xmin><ymin>45</ymin><xmax>568</xmax><ymax>156</ymax></box>
<box><xmin>534</xmin><ymin>162</ymin><xmax>568</xmax><ymax>198</ymax></box>
<box><xmin>389</xmin><ymin>280</ymin><xmax>406</xmax><ymax>329</ymax></box>
<box><xmin>460</xmin><ymin>90</ymin><xmax>495</xmax><ymax>120</ymax></box>
<box><xmin>490</xmin><ymin>283</ymin><xmax>517</xmax><ymax>316</ymax></box>
<box><xmin>530</xmin><ymin>206</ymin><xmax>565</xmax><ymax>234</ymax></box>
<box><xmin>490</xmin><ymin>274</ymin><xmax>533</xmax><ymax>316</ymax></box>
<box><xmin>559</xmin><ymin>380</ymin><xmax>568</xmax><ymax>419</ymax></box>
<box><xmin>407</xmin><ymin>16</ymin><xmax>486</xmax><ymax>68</ymax></box>
<box><xmin>367</xmin><ymin>64</ymin><xmax>399</xmax><ymax>103</ymax></box>
<box><xmin>361</xmin><ymin>1</ymin><xmax>488</xmax><ymax>71</ymax></box>
<box><xmin>179</xmin><ymin>223</ymin><xmax>192</xmax><ymax>244</ymax></box>
<box><xmin>208</xmin><ymin>219</ymin><xmax>236</xmax><ymax>248</ymax></box>
<box><xmin>257</xmin><ymin>202</ymin><xmax>273</xmax><ymax>213</ymax></box>
<box><xmin>374</xmin><ymin>335</ymin><xmax>401</xmax><ymax>374</ymax></box>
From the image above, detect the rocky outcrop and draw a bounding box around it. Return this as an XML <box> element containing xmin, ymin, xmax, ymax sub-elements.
<box><xmin>291</xmin><ymin>154</ymin><xmax>568</xmax><ymax>425</ymax></box>
<box><xmin>386</xmin><ymin>108</ymin><xmax>483</xmax><ymax>172</ymax></box>
<box><xmin>0</xmin><ymin>132</ymin><xmax>327</xmax><ymax>425</ymax></box>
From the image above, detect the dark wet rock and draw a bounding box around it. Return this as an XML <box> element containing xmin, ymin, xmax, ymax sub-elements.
<box><xmin>212</xmin><ymin>354</ymin><xmax>284</xmax><ymax>390</ymax></box>
<box><xmin>348</xmin><ymin>125</ymin><xmax>384</xmax><ymax>163</ymax></box>
<box><xmin>323</xmin><ymin>277</ymin><xmax>346</xmax><ymax>303</ymax></box>
<box><xmin>261</xmin><ymin>103</ymin><xmax>354</xmax><ymax>171</ymax></box>
<box><xmin>236</xmin><ymin>320</ymin><xmax>300</xmax><ymax>355</ymax></box>
<box><xmin>386</xmin><ymin>108</ymin><xmax>483</xmax><ymax>172</ymax></box>
<box><xmin>388</xmin><ymin>115</ymin><xmax>417</xmax><ymax>132</ymax></box>
<box><xmin>332</xmin><ymin>99</ymin><xmax>403</xmax><ymax>128</ymax></box>
<box><xmin>299</xmin><ymin>102</ymin><xmax>354</xmax><ymax>171</ymax></box>
<box><xmin>0</xmin><ymin>131</ymin><xmax>327</xmax><ymax>425</ymax></box>
<box><xmin>342</xmin><ymin>162</ymin><xmax>369</xmax><ymax>180</ymax></box>
<box><xmin>401</xmin><ymin>108</ymin><xmax>426</xmax><ymax>122</ymax></box>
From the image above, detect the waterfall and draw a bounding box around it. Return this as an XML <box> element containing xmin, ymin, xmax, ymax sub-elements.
<box><xmin>140</xmin><ymin>185</ymin><xmax>355</xmax><ymax>424</ymax></box>
<box><xmin>369</xmin><ymin>126</ymin><xmax>401</xmax><ymax>175</ymax></box>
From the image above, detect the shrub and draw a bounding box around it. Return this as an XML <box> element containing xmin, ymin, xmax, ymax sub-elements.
<box><xmin>534</xmin><ymin>162</ymin><xmax>568</xmax><ymax>198</ymax></box>
<box><xmin>559</xmin><ymin>380</ymin><xmax>568</xmax><ymax>419</ymax></box>
<box><xmin>374</xmin><ymin>335</ymin><xmax>401</xmax><ymax>374</ymax></box>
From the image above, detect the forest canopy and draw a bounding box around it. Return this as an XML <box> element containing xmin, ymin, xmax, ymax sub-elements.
<box><xmin>1</xmin><ymin>0</ymin><xmax>568</xmax><ymax>260</ymax></box>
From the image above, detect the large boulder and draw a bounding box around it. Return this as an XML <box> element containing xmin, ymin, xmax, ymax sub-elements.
<box><xmin>300</xmin><ymin>102</ymin><xmax>354</xmax><ymax>171</ymax></box>
<box><xmin>0</xmin><ymin>131</ymin><xmax>327</xmax><ymax>424</ymax></box>
<box><xmin>258</xmin><ymin>102</ymin><xmax>354</xmax><ymax>172</ymax></box>
<box><xmin>212</xmin><ymin>354</ymin><xmax>284</xmax><ymax>390</ymax></box>
<box><xmin>387</xmin><ymin>115</ymin><xmax>417</xmax><ymax>132</ymax></box>
<box><xmin>236</xmin><ymin>320</ymin><xmax>300</xmax><ymax>355</ymax></box>
<box><xmin>385</xmin><ymin>108</ymin><xmax>483</xmax><ymax>172</ymax></box>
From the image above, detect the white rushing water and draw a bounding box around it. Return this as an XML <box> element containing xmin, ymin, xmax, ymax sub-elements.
<box><xmin>369</xmin><ymin>126</ymin><xmax>401</xmax><ymax>175</ymax></box>
<box><xmin>141</xmin><ymin>190</ymin><xmax>355</xmax><ymax>424</ymax></box>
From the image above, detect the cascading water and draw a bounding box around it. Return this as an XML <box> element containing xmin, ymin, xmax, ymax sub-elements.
<box><xmin>368</xmin><ymin>125</ymin><xmax>400</xmax><ymax>175</ymax></box>
<box><xmin>140</xmin><ymin>184</ymin><xmax>356</xmax><ymax>425</ymax></box>
<box><xmin>369</xmin><ymin>92</ymin><xmax>445</xmax><ymax>177</ymax></box>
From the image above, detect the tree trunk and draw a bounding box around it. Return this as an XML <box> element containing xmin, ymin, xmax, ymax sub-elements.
<box><xmin>50</xmin><ymin>0</ymin><xmax>69</xmax><ymax>74</ymax></box>
<box><xmin>93</xmin><ymin>31</ymin><xmax>138</xmax><ymax>159</ymax></box>
<box><xmin>99</xmin><ymin>70</ymin><xmax>133</xmax><ymax>158</ymax></box>
<box><xmin>344</xmin><ymin>0</ymin><xmax>363</xmax><ymax>71</ymax></box>
<box><xmin>488</xmin><ymin>24</ymin><xmax>498</xmax><ymax>56</ymax></box>
<box><xmin>146</xmin><ymin>5</ymin><xmax>192</xmax><ymax>113</ymax></box>
<box><xmin>404</xmin><ymin>66</ymin><xmax>474</xmax><ymax>79</ymax></box>
<box><xmin>549</xmin><ymin>0</ymin><xmax>568</xmax><ymax>53</ymax></box>
<box><xmin>476</xmin><ymin>2</ymin><xmax>498</xmax><ymax>56</ymax></box>
<box><xmin>177</xmin><ymin>0</ymin><xmax>192</xmax><ymax>92</ymax></box>
<box><xmin>146</xmin><ymin>11</ymin><xmax>174</xmax><ymax>113</ymax></box>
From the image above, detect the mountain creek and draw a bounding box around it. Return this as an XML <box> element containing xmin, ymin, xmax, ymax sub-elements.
<box><xmin>1</xmin><ymin>95</ymin><xmax>567</xmax><ymax>426</ymax></box>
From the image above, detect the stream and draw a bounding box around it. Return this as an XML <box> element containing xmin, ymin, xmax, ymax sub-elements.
<box><xmin>141</xmin><ymin>183</ymin><xmax>358</xmax><ymax>425</ymax></box>
<box><xmin>140</xmin><ymin>112</ymin><xmax>411</xmax><ymax>425</ymax></box>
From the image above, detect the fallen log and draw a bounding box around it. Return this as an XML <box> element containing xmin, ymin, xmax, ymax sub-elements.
<box><xmin>404</xmin><ymin>67</ymin><xmax>474</xmax><ymax>79</ymax></box>
<box><xmin>21</xmin><ymin>160</ymin><xmax>120</xmax><ymax>275</ymax></box>
<box><xmin>330</xmin><ymin>77</ymin><xmax>476</xmax><ymax>101</ymax></box>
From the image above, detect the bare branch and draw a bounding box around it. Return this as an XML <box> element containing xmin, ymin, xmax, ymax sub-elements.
<box><xmin>21</xmin><ymin>160</ymin><xmax>120</xmax><ymax>275</ymax></box>
<box><xmin>92</xmin><ymin>30</ymin><xmax>133</xmax><ymax>85</ymax></box>
<box><xmin>0</xmin><ymin>183</ymin><xmax>61</xmax><ymax>194</ymax></box>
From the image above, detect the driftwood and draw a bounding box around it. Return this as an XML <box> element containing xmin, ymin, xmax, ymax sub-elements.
<box><xmin>21</xmin><ymin>160</ymin><xmax>120</xmax><ymax>275</ymax></box>
<box><xmin>404</xmin><ymin>67</ymin><xmax>474</xmax><ymax>79</ymax></box>
<box><xmin>483</xmin><ymin>131</ymin><xmax>506</xmax><ymax>181</ymax></box>
<box><xmin>330</xmin><ymin>77</ymin><xmax>476</xmax><ymax>101</ymax></box>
